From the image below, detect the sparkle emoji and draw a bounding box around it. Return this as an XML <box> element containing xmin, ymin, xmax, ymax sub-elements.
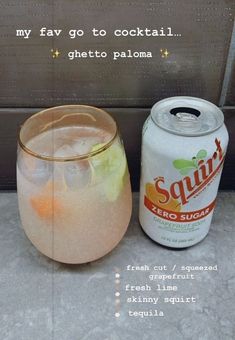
<box><xmin>160</xmin><ymin>49</ymin><xmax>170</xmax><ymax>58</ymax></box>
<box><xmin>51</xmin><ymin>48</ymin><xmax>61</xmax><ymax>59</ymax></box>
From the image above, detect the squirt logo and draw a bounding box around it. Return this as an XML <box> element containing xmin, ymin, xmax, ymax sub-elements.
<box><xmin>145</xmin><ymin>138</ymin><xmax>224</xmax><ymax>211</ymax></box>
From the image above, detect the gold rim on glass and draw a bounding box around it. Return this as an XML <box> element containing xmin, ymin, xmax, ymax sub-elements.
<box><xmin>18</xmin><ymin>105</ymin><xmax>118</xmax><ymax>162</ymax></box>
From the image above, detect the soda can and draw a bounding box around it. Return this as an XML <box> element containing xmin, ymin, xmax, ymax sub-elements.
<box><xmin>139</xmin><ymin>96</ymin><xmax>229</xmax><ymax>248</ymax></box>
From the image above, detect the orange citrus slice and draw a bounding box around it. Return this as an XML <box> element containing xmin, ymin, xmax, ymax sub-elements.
<box><xmin>30</xmin><ymin>180</ymin><xmax>64</xmax><ymax>220</ymax></box>
<box><xmin>146</xmin><ymin>183</ymin><xmax>181</xmax><ymax>212</ymax></box>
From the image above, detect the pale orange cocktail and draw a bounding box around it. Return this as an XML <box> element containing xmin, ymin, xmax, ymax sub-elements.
<box><xmin>17</xmin><ymin>106</ymin><xmax>132</xmax><ymax>263</ymax></box>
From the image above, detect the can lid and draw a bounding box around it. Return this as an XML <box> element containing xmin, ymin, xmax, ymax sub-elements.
<box><xmin>151</xmin><ymin>96</ymin><xmax>224</xmax><ymax>136</ymax></box>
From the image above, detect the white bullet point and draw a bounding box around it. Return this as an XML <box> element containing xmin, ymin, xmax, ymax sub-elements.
<box><xmin>115</xmin><ymin>292</ymin><xmax>120</xmax><ymax>297</ymax></box>
<box><xmin>115</xmin><ymin>312</ymin><xmax>120</xmax><ymax>318</ymax></box>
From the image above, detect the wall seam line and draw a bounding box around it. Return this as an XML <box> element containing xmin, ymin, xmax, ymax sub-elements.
<box><xmin>219</xmin><ymin>19</ymin><xmax>235</xmax><ymax>107</ymax></box>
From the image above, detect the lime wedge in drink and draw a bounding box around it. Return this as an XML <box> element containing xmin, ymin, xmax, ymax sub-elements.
<box><xmin>90</xmin><ymin>142</ymin><xmax>127</xmax><ymax>201</ymax></box>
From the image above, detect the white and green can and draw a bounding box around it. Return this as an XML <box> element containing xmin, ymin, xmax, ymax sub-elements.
<box><xmin>139</xmin><ymin>96</ymin><xmax>229</xmax><ymax>248</ymax></box>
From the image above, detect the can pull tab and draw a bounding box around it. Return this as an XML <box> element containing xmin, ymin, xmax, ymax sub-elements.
<box><xmin>170</xmin><ymin>107</ymin><xmax>202</xmax><ymax>132</ymax></box>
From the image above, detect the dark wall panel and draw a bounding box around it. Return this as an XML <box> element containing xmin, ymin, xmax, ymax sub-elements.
<box><xmin>0</xmin><ymin>108</ymin><xmax>234</xmax><ymax>191</ymax></box>
<box><xmin>220</xmin><ymin>109</ymin><xmax>235</xmax><ymax>190</ymax></box>
<box><xmin>0</xmin><ymin>1</ymin><xmax>234</xmax><ymax>108</ymax></box>
<box><xmin>224</xmin><ymin>21</ymin><xmax>235</xmax><ymax>106</ymax></box>
<box><xmin>225</xmin><ymin>61</ymin><xmax>235</xmax><ymax>106</ymax></box>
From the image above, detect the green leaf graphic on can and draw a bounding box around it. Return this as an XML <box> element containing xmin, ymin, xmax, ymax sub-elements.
<box><xmin>173</xmin><ymin>149</ymin><xmax>207</xmax><ymax>175</ymax></box>
<box><xmin>173</xmin><ymin>159</ymin><xmax>196</xmax><ymax>169</ymax></box>
<box><xmin>179</xmin><ymin>167</ymin><xmax>196</xmax><ymax>175</ymax></box>
<box><xmin>196</xmin><ymin>149</ymin><xmax>207</xmax><ymax>160</ymax></box>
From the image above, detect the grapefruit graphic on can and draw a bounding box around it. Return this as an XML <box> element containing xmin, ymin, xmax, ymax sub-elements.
<box><xmin>139</xmin><ymin>97</ymin><xmax>229</xmax><ymax>248</ymax></box>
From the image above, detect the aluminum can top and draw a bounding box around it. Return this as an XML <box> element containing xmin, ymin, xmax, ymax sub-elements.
<box><xmin>151</xmin><ymin>96</ymin><xmax>224</xmax><ymax>137</ymax></box>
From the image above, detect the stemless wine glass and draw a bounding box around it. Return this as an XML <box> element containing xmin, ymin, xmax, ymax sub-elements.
<box><xmin>17</xmin><ymin>105</ymin><xmax>132</xmax><ymax>263</ymax></box>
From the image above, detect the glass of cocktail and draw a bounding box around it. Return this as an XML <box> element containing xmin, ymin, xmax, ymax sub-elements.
<box><xmin>17</xmin><ymin>105</ymin><xmax>132</xmax><ymax>263</ymax></box>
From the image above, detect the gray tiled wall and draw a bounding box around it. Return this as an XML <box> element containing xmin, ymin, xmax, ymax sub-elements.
<box><xmin>224</xmin><ymin>21</ymin><xmax>235</xmax><ymax>106</ymax></box>
<box><xmin>0</xmin><ymin>0</ymin><xmax>234</xmax><ymax>107</ymax></box>
<box><xmin>0</xmin><ymin>1</ymin><xmax>235</xmax><ymax>190</ymax></box>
